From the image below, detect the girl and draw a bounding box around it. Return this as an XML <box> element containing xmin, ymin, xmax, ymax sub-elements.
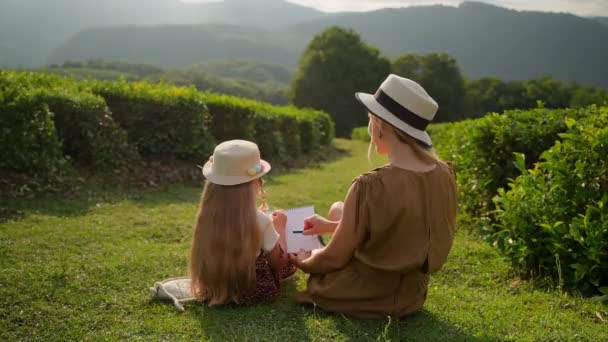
<box><xmin>190</xmin><ymin>140</ymin><xmax>295</xmax><ymax>306</ymax></box>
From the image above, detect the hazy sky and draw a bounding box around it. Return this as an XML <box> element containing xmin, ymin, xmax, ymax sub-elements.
<box><xmin>181</xmin><ymin>0</ymin><xmax>608</xmax><ymax>16</ymax></box>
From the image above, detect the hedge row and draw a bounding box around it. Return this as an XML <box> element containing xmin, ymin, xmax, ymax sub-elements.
<box><xmin>1</xmin><ymin>71</ymin><xmax>335</xmax><ymax>195</ymax></box>
<box><xmin>493</xmin><ymin>107</ymin><xmax>608</xmax><ymax>293</ymax></box>
<box><xmin>0</xmin><ymin>71</ymin><xmax>134</xmax><ymax>174</ymax></box>
<box><xmin>92</xmin><ymin>80</ymin><xmax>215</xmax><ymax>160</ymax></box>
<box><xmin>425</xmin><ymin>105</ymin><xmax>607</xmax><ymax>293</ymax></box>
<box><xmin>350</xmin><ymin>126</ymin><xmax>370</xmax><ymax>142</ymax></box>
<box><xmin>427</xmin><ymin>107</ymin><xmax>591</xmax><ymax>230</ymax></box>
<box><xmin>200</xmin><ymin>92</ymin><xmax>334</xmax><ymax>160</ymax></box>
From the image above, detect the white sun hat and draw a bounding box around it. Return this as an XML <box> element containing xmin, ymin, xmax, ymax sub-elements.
<box><xmin>355</xmin><ymin>74</ymin><xmax>438</xmax><ymax>147</ymax></box>
<box><xmin>202</xmin><ymin>140</ymin><xmax>271</xmax><ymax>186</ymax></box>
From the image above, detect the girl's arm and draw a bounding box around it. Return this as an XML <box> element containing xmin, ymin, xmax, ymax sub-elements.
<box><xmin>268</xmin><ymin>211</ymin><xmax>289</xmax><ymax>272</ymax></box>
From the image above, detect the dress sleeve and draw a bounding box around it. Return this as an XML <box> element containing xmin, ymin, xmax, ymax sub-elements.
<box><xmin>352</xmin><ymin>175</ymin><xmax>370</xmax><ymax>234</ymax></box>
<box><xmin>299</xmin><ymin>176</ymin><xmax>369</xmax><ymax>274</ymax></box>
<box><xmin>258</xmin><ymin>210</ymin><xmax>280</xmax><ymax>252</ymax></box>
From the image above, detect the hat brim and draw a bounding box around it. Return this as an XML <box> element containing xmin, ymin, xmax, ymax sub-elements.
<box><xmin>202</xmin><ymin>160</ymin><xmax>271</xmax><ymax>186</ymax></box>
<box><xmin>355</xmin><ymin>92</ymin><xmax>433</xmax><ymax>147</ymax></box>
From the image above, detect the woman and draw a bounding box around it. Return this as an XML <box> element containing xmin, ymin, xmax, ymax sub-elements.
<box><xmin>290</xmin><ymin>75</ymin><xmax>458</xmax><ymax>319</ymax></box>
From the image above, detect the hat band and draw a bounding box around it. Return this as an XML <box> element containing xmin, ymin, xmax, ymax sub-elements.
<box><xmin>374</xmin><ymin>90</ymin><xmax>430</xmax><ymax>131</ymax></box>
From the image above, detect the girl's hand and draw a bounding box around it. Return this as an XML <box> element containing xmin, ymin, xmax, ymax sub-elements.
<box><xmin>271</xmin><ymin>210</ymin><xmax>287</xmax><ymax>226</ymax></box>
<box><xmin>303</xmin><ymin>214</ymin><xmax>332</xmax><ymax>236</ymax></box>
<box><xmin>271</xmin><ymin>210</ymin><xmax>287</xmax><ymax>233</ymax></box>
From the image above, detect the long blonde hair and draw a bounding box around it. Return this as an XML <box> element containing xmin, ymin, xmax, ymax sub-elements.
<box><xmin>368</xmin><ymin>116</ymin><xmax>438</xmax><ymax>162</ymax></box>
<box><xmin>189</xmin><ymin>180</ymin><xmax>261</xmax><ymax>305</ymax></box>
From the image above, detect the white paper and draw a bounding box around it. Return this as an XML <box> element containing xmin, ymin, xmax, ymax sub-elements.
<box><xmin>285</xmin><ymin>206</ymin><xmax>323</xmax><ymax>253</ymax></box>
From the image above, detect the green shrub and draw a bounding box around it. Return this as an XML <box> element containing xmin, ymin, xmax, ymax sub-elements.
<box><xmin>0</xmin><ymin>88</ymin><xmax>65</xmax><ymax>173</ymax></box>
<box><xmin>351</xmin><ymin>126</ymin><xmax>369</xmax><ymax>142</ymax></box>
<box><xmin>40</xmin><ymin>88</ymin><xmax>137</xmax><ymax>169</ymax></box>
<box><xmin>92</xmin><ymin>79</ymin><xmax>215</xmax><ymax>161</ymax></box>
<box><xmin>448</xmin><ymin>108</ymin><xmax>588</xmax><ymax>227</ymax></box>
<box><xmin>200</xmin><ymin>92</ymin><xmax>333</xmax><ymax>161</ymax></box>
<box><xmin>0</xmin><ymin>70</ymin><xmax>136</xmax><ymax>172</ymax></box>
<box><xmin>493</xmin><ymin>106</ymin><xmax>608</xmax><ymax>293</ymax></box>
<box><xmin>250</xmin><ymin>103</ymin><xmax>285</xmax><ymax>160</ymax></box>
<box><xmin>199</xmin><ymin>92</ymin><xmax>257</xmax><ymax>142</ymax></box>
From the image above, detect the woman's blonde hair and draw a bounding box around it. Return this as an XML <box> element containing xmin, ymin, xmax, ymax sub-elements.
<box><xmin>190</xmin><ymin>180</ymin><xmax>261</xmax><ymax>305</ymax></box>
<box><xmin>368</xmin><ymin>116</ymin><xmax>438</xmax><ymax>162</ymax></box>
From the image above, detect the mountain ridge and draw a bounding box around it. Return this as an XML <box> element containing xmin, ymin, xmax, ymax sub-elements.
<box><xmin>2</xmin><ymin>1</ymin><xmax>608</xmax><ymax>88</ymax></box>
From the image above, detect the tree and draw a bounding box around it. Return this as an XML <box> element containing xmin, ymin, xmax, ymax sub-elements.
<box><xmin>465</xmin><ymin>77</ymin><xmax>506</xmax><ymax>117</ymax></box>
<box><xmin>290</xmin><ymin>26</ymin><xmax>391</xmax><ymax>137</ymax></box>
<box><xmin>392</xmin><ymin>53</ymin><xmax>467</xmax><ymax>122</ymax></box>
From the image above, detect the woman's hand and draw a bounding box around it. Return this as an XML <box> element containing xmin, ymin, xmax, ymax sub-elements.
<box><xmin>288</xmin><ymin>249</ymin><xmax>312</xmax><ymax>270</ymax></box>
<box><xmin>303</xmin><ymin>214</ymin><xmax>336</xmax><ymax>236</ymax></box>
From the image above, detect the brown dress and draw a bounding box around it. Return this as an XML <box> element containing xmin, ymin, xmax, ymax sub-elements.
<box><xmin>295</xmin><ymin>162</ymin><xmax>457</xmax><ymax>318</ymax></box>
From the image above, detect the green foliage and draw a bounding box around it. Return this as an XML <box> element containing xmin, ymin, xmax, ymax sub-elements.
<box><xmin>392</xmin><ymin>53</ymin><xmax>468</xmax><ymax>122</ymax></box>
<box><xmin>46</xmin><ymin>59</ymin><xmax>292</xmax><ymax>105</ymax></box>
<box><xmin>0</xmin><ymin>70</ymin><xmax>134</xmax><ymax>172</ymax></box>
<box><xmin>92</xmin><ymin>79</ymin><xmax>215</xmax><ymax>160</ymax></box>
<box><xmin>82</xmin><ymin>59</ymin><xmax>165</xmax><ymax>77</ymax></box>
<box><xmin>570</xmin><ymin>84</ymin><xmax>608</xmax><ymax>108</ymax></box>
<box><xmin>466</xmin><ymin>77</ymin><xmax>608</xmax><ymax>118</ymax></box>
<box><xmin>436</xmin><ymin>108</ymin><xmax>589</xmax><ymax>225</ymax></box>
<box><xmin>493</xmin><ymin>107</ymin><xmax>608</xmax><ymax>293</ymax></box>
<box><xmin>1</xmin><ymin>69</ymin><xmax>334</xmax><ymax>199</ymax></box>
<box><xmin>200</xmin><ymin>92</ymin><xmax>334</xmax><ymax>160</ymax></box>
<box><xmin>193</xmin><ymin>60</ymin><xmax>293</xmax><ymax>84</ymax></box>
<box><xmin>0</xmin><ymin>82</ymin><xmax>65</xmax><ymax>173</ymax></box>
<box><xmin>39</xmin><ymin>88</ymin><xmax>137</xmax><ymax>169</ymax></box>
<box><xmin>162</xmin><ymin>66</ymin><xmax>289</xmax><ymax>105</ymax></box>
<box><xmin>291</xmin><ymin>26</ymin><xmax>391</xmax><ymax>137</ymax></box>
<box><xmin>351</xmin><ymin>126</ymin><xmax>370</xmax><ymax>142</ymax></box>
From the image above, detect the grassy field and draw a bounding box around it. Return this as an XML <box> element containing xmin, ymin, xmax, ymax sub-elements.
<box><xmin>1</xmin><ymin>139</ymin><xmax>606</xmax><ymax>341</ymax></box>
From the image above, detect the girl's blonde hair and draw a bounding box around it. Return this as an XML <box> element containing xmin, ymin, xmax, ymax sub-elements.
<box><xmin>190</xmin><ymin>180</ymin><xmax>261</xmax><ymax>305</ymax></box>
<box><xmin>368</xmin><ymin>116</ymin><xmax>439</xmax><ymax>162</ymax></box>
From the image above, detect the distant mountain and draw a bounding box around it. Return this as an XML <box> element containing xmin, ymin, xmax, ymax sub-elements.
<box><xmin>48</xmin><ymin>24</ymin><xmax>298</xmax><ymax>68</ymax></box>
<box><xmin>287</xmin><ymin>2</ymin><xmax>608</xmax><ymax>87</ymax></box>
<box><xmin>184</xmin><ymin>0</ymin><xmax>324</xmax><ymax>29</ymax></box>
<box><xmin>594</xmin><ymin>17</ymin><xmax>608</xmax><ymax>27</ymax></box>
<box><xmin>0</xmin><ymin>0</ymin><xmax>187</xmax><ymax>67</ymax></box>
<box><xmin>0</xmin><ymin>0</ymin><xmax>322</xmax><ymax>67</ymax></box>
<box><xmin>7</xmin><ymin>1</ymin><xmax>608</xmax><ymax>88</ymax></box>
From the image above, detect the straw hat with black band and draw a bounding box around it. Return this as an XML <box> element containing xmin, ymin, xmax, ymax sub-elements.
<box><xmin>355</xmin><ymin>74</ymin><xmax>438</xmax><ymax>147</ymax></box>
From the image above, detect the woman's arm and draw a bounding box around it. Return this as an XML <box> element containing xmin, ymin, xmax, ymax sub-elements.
<box><xmin>302</xmin><ymin>215</ymin><xmax>338</xmax><ymax>236</ymax></box>
<box><xmin>293</xmin><ymin>183</ymin><xmax>366</xmax><ymax>274</ymax></box>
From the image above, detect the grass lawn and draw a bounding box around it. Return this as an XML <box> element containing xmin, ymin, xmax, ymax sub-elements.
<box><xmin>1</xmin><ymin>139</ymin><xmax>606</xmax><ymax>341</ymax></box>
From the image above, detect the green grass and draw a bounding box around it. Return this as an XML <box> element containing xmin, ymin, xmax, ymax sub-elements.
<box><xmin>1</xmin><ymin>139</ymin><xmax>607</xmax><ymax>341</ymax></box>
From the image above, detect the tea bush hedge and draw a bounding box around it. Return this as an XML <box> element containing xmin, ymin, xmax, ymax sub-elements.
<box><xmin>201</xmin><ymin>92</ymin><xmax>334</xmax><ymax>160</ymax></box>
<box><xmin>350</xmin><ymin>126</ymin><xmax>369</xmax><ymax>142</ymax></box>
<box><xmin>1</xmin><ymin>71</ymin><xmax>135</xmax><ymax>172</ymax></box>
<box><xmin>39</xmin><ymin>88</ymin><xmax>136</xmax><ymax>169</ymax></box>
<box><xmin>92</xmin><ymin>80</ymin><xmax>216</xmax><ymax>161</ymax></box>
<box><xmin>432</xmin><ymin>108</ymin><xmax>589</xmax><ymax>229</ymax></box>
<box><xmin>0</xmin><ymin>87</ymin><xmax>65</xmax><ymax>173</ymax></box>
<box><xmin>2</xmin><ymin>70</ymin><xmax>335</xmax><ymax>198</ymax></box>
<box><xmin>493</xmin><ymin>107</ymin><xmax>608</xmax><ymax>293</ymax></box>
